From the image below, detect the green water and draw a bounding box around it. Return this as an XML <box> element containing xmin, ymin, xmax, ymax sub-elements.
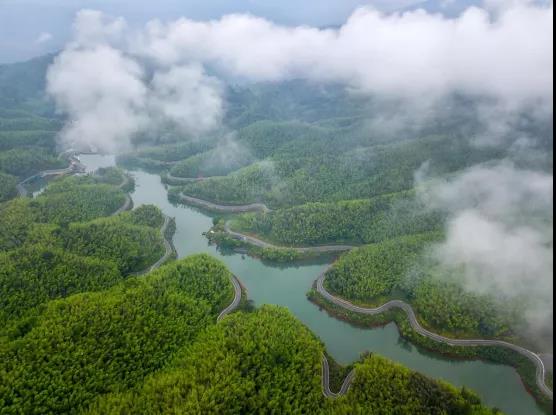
<box><xmin>81</xmin><ymin>154</ymin><xmax>546</xmax><ymax>415</ymax></box>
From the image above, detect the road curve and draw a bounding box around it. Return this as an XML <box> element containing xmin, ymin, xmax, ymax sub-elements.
<box><xmin>316</xmin><ymin>266</ymin><xmax>554</xmax><ymax>400</ymax></box>
<box><xmin>178</xmin><ymin>193</ymin><xmax>272</xmax><ymax>213</ymax></box>
<box><xmin>322</xmin><ymin>355</ymin><xmax>356</xmax><ymax>398</ymax></box>
<box><xmin>132</xmin><ymin>215</ymin><xmax>175</xmax><ymax>276</ymax></box>
<box><xmin>217</xmin><ymin>274</ymin><xmax>242</xmax><ymax>322</ymax></box>
<box><xmin>224</xmin><ymin>221</ymin><xmax>356</xmax><ymax>254</ymax></box>
<box><xmin>165</xmin><ymin>173</ymin><xmax>207</xmax><ymax>185</ymax></box>
<box><xmin>111</xmin><ymin>175</ymin><xmax>133</xmax><ymax>216</ymax></box>
<box><xmin>16</xmin><ymin>159</ymin><xmax>84</xmax><ymax>197</ymax></box>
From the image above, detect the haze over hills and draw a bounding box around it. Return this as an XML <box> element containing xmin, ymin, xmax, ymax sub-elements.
<box><xmin>0</xmin><ymin>1</ymin><xmax>553</xmax><ymax>414</ymax></box>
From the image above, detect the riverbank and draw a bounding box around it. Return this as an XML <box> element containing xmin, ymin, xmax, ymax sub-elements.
<box><xmin>308</xmin><ymin>288</ymin><xmax>553</xmax><ymax>413</ymax></box>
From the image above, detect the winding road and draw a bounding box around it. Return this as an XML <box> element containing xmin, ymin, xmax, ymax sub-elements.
<box><xmin>217</xmin><ymin>274</ymin><xmax>243</xmax><ymax>322</ymax></box>
<box><xmin>165</xmin><ymin>174</ymin><xmax>207</xmax><ymax>185</ymax></box>
<box><xmin>179</xmin><ymin>193</ymin><xmax>271</xmax><ymax>213</ymax></box>
<box><xmin>172</xmin><ymin>194</ymin><xmax>554</xmax><ymax>400</ymax></box>
<box><xmin>132</xmin><ymin>215</ymin><xmax>175</xmax><ymax>276</ymax></box>
<box><xmin>175</xmin><ymin>194</ymin><xmax>355</xmax><ymax>253</ymax></box>
<box><xmin>322</xmin><ymin>355</ymin><xmax>356</xmax><ymax>398</ymax></box>
<box><xmin>111</xmin><ymin>174</ymin><xmax>133</xmax><ymax>216</ymax></box>
<box><xmin>214</xmin><ymin>271</ymin><xmax>355</xmax><ymax>398</ymax></box>
<box><xmin>16</xmin><ymin>158</ymin><xmax>85</xmax><ymax>197</ymax></box>
<box><xmin>316</xmin><ymin>266</ymin><xmax>553</xmax><ymax>400</ymax></box>
<box><xmin>224</xmin><ymin>221</ymin><xmax>356</xmax><ymax>254</ymax></box>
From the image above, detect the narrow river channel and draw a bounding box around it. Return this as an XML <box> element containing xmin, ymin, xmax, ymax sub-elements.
<box><xmin>81</xmin><ymin>154</ymin><xmax>545</xmax><ymax>415</ymax></box>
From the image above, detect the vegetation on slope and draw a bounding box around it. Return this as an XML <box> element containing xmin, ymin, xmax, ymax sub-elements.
<box><xmin>232</xmin><ymin>191</ymin><xmax>443</xmax><ymax>246</ymax></box>
<box><xmin>0</xmin><ymin>245</ymin><xmax>121</xmax><ymax>329</ymax></box>
<box><xmin>0</xmin><ymin>171</ymin><xmax>17</xmax><ymax>201</ymax></box>
<box><xmin>0</xmin><ymin>255</ymin><xmax>233</xmax><ymax>415</ymax></box>
<box><xmin>332</xmin><ymin>354</ymin><xmax>501</xmax><ymax>415</ymax></box>
<box><xmin>178</xmin><ymin>133</ymin><xmax>505</xmax><ymax>208</ymax></box>
<box><xmin>324</xmin><ymin>233</ymin><xmax>515</xmax><ymax>338</ymax></box>
<box><xmin>87</xmin><ymin>306</ymin><xmax>499</xmax><ymax>415</ymax></box>
<box><xmin>0</xmin><ymin>146</ymin><xmax>64</xmax><ymax>178</ymax></box>
<box><xmin>0</xmin><ymin>174</ymin><xmax>170</xmax><ymax>331</ymax></box>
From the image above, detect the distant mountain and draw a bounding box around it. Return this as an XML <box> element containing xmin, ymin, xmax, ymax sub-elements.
<box><xmin>0</xmin><ymin>54</ymin><xmax>56</xmax><ymax>112</ymax></box>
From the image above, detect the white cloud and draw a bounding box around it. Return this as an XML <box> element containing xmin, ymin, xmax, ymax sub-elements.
<box><xmin>46</xmin><ymin>10</ymin><xmax>224</xmax><ymax>152</ymax></box>
<box><xmin>47</xmin><ymin>44</ymin><xmax>148</xmax><ymax>153</ymax></box>
<box><xmin>134</xmin><ymin>3</ymin><xmax>552</xmax><ymax>104</ymax></box>
<box><xmin>149</xmin><ymin>64</ymin><xmax>224</xmax><ymax>136</ymax></box>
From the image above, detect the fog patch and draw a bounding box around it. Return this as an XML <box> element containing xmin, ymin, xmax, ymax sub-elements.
<box><xmin>47</xmin><ymin>44</ymin><xmax>148</xmax><ymax>153</ymax></box>
<box><xmin>419</xmin><ymin>162</ymin><xmax>553</xmax><ymax>348</ymax></box>
<box><xmin>47</xmin><ymin>10</ymin><xmax>224</xmax><ymax>153</ymax></box>
<box><xmin>149</xmin><ymin>64</ymin><xmax>224</xmax><ymax>136</ymax></box>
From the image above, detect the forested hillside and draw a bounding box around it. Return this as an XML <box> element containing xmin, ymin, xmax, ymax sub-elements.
<box><xmin>0</xmin><ymin>56</ymin><xmax>63</xmax><ymax>200</ymax></box>
<box><xmin>87</xmin><ymin>306</ymin><xmax>499</xmax><ymax>415</ymax></box>
<box><xmin>323</xmin><ymin>233</ymin><xmax>516</xmax><ymax>338</ymax></box>
<box><xmin>230</xmin><ymin>191</ymin><xmax>443</xmax><ymax>246</ymax></box>
<box><xmin>0</xmin><ymin>255</ymin><xmax>234</xmax><ymax>414</ymax></box>
<box><xmin>0</xmin><ymin>172</ymin><xmax>168</xmax><ymax>330</ymax></box>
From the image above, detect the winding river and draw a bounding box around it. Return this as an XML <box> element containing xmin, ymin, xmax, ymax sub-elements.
<box><xmin>80</xmin><ymin>154</ymin><xmax>547</xmax><ymax>415</ymax></box>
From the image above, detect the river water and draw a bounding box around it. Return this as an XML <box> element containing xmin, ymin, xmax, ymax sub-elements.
<box><xmin>81</xmin><ymin>154</ymin><xmax>545</xmax><ymax>415</ymax></box>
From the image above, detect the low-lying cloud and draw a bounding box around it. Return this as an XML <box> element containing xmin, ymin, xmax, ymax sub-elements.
<box><xmin>419</xmin><ymin>162</ymin><xmax>553</xmax><ymax>346</ymax></box>
<box><xmin>47</xmin><ymin>10</ymin><xmax>224</xmax><ymax>152</ymax></box>
<box><xmin>47</xmin><ymin>44</ymin><xmax>148</xmax><ymax>153</ymax></box>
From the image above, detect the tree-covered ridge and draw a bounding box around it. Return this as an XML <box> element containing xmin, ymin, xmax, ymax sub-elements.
<box><xmin>0</xmin><ymin>63</ymin><xmax>64</xmax><ymax>199</ymax></box>
<box><xmin>231</xmin><ymin>191</ymin><xmax>443</xmax><ymax>246</ymax></box>
<box><xmin>324</xmin><ymin>234</ymin><xmax>516</xmax><ymax>339</ymax></box>
<box><xmin>0</xmin><ymin>197</ymin><xmax>38</xmax><ymax>251</ymax></box>
<box><xmin>87</xmin><ymin>306</ymin><xmax>324</xmax><ymax>414</ymax></box>
<box><xmin>0</xmin><ymin>255</ymin><xmax>234</xmax><ymax>415</ymax></box>
<box><xmin>33</xmin><ymin>183</ymin><xmax>125</xmax><ymax>224</ymax></box>
<box><xmin>0</xmin><ymin>245</ymin><xmax>121</xmax><ymax>329</ymax></box>
<box><xmin>31</xmin><ymin>170</ymin><xmax>132</xmax><ymax>224</ymax></box>
<box><xmin>117</xmin><ymin>140</ymin><xmax>215</xmax><ymax>172</ymax></box>
<box><xmin>0</xmin><ymin>54</ymin><xmax>56</xmax><ymax>109</ymax></box>
<box><xmin>147</xmin><ymin>253</ymin><xmax>235</xmax><ymax>315</ymax></box>
<box><xmin>87</xmin><ymin>306</ymin><xmax>500</xmax><ymax>415</ymax></box>
<box><xmin>0</xmin><ymin>129</ymin><xmax>57</xmax><ymax>151</ymax></box>
<box><xmin>126</xmin><ymin>140</ymin><xmax>214</xmax><ymax>162</ymax></box>
<box><xmin>0</xmin><ymin>171</ymin><xmax>170</xmax><ymax>331</ymax></box>
<box><xmin>176</xmin><ymin>161</ymin><xmax>278</xmax><ymax>205</ymax></box>
<box><xmin>57</xmin><ymin>215</ymin><xmax>165</xmax><ymax>274</ymax></box>
<box><xmin>331</xmin><ymin>354</ymin><xmax>501</xmax><ymax>415</ymax></box>
<box><xmin>0</xmin><ymin>171</ymin><xmax>17</xmax><ymax>201</ymax></box>
<box><xmin>325</xmin><ymin>232</ymin><xmax>442</xmax><ymax>300</ymax></box>
<box><xmin>175</xmin><ymin>133</ymin><xmax>505</xmax><ymax>208</ymax></box>
<box><xmin>0</xmin><ymin>172</ymin><xmax>142</xmax><ymax>254</ymax></box>
<box><xmin>0</xmin><ymin>146</ymin><xmax>65</xmax><ymax>178</ymax></box>
<box><xmin>169</xmin><ymin>146</ymin><xmax>256</xmax><ymax>179</ymax></box>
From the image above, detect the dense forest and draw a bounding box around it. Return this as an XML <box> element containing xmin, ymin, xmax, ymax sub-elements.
<box><xmin>0</xmin><ymin>57</ymin><xmax>65</xmax><ymax>200</ymax></box>
<box><xmin>0</xmin><ymin>171</ymin><xmax>169</xmax><ymax>332</ymax></box>
<box><xmin>172</xmin><ymin>132</ymin><xmax>505</xmax><ymax>208</ymax></box>
<box><xmin>324</xmin><ymin>233</ymin><xmax>516</xmax><ymax>338</ymax></box>
<box><xmin>230</xmin><ymin>191</ymin><xmax>443</xmax><ymax>246</ymax></box>
<box><xmin>0</xmin><ymin>254</ymin><xmax>234</xmax><ymax>414</ymax></box>
<box><xmin>88</xmin><ymin>306</ymin><xmax>497</xmax><ymax>415</ymax></box>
